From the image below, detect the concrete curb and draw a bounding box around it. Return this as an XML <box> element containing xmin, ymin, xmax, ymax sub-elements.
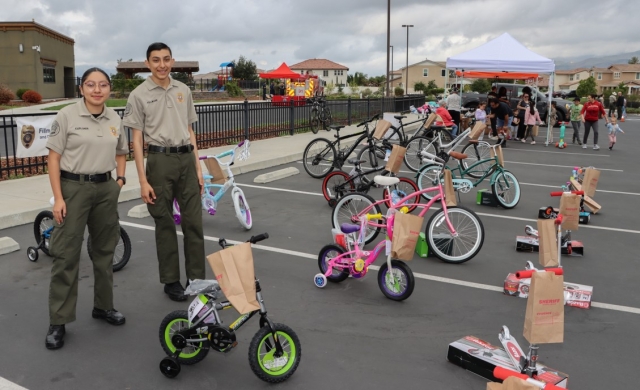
<box><xmin>254</xmin><ymin>167</ymin><xmax>300</xmax><ymax>183</ymax></box>
<box><xmin>127</xmin><ymin>204</ymin><xmax>150</xmax><ymax>219</ymax></box>
<box><xmin>0</xmin><ymin>237</ymin><xmax>20</xmax><ymax>255</ymax></box>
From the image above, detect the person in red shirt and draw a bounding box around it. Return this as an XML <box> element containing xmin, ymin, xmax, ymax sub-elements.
<box><xmin>435</xmin><ymin>101</ymin><xmax>458</xmax><ymax>136</ymax></box>
<box><xmin>580</xmin><ymin>94</ymin><xmax>609</xmax><ymax>150</ymax></box>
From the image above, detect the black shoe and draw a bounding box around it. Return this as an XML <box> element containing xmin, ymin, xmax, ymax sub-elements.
<box><xmin>92</xmin><ymin>308</ymin><xmax>126</xmax><ymax>325</ymax></box>
<box><xmin>164</xmin><ymin>282</ymin><xmax>187</xmax><ymax>302</ymax></box>
<box><xmin>46</xmin><ymin>324</ymin><xmax>65</xmax><ymax>350</ymax></box>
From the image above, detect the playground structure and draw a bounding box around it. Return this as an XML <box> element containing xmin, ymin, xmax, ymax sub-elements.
<box><xmin>210</xmin><ymin>61</ymin><xmax>234</xmax><ymax>92</ymax></box>
<box><xmin>260</xmin><ymin>63</ymin><xmax>323</xmax><ymax>106</ymax></box>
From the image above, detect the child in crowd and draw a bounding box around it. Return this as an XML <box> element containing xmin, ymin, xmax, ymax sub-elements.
<box><xmin>523</xmin><ymin>103</ymin><xmax>541</xmax><ymax>144</ymax></box>
<box><xmin>474</xmin><ymin>102</ymin><xmax>487</xmax><ymax>141</ymax></box>
<box><xmin>510</xmin><ymin>109</ymin><xmax>520</xmax><ymax>140</ymax></box>
<box><xmin>606</xmin><ymin>115</ymin><xmax>624</xmax><ymax>150</ymax></box>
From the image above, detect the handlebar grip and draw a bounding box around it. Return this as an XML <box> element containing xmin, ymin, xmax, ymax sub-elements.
<box><xmin>493</xmin><ymin>367</ymin><xmax>563</xmax><ymax>390</ymax></box>
<box><xmin>555</xmin><ymin>214</ymin><xmax>563</xmax><ymax>225</ymax></box>
<box><xmin>550</xmin><ymin>190</ymin><xmax>583</xmax><ymax>196</ymax></box>
<box><xmin>366</xmin><ymin>213</ymin><xmax>383</xmax><ymax>220</ymax></box>
<box><xmin>248</xmin><ymin>233</ymin><xmax>269</xmax><ymax>244</ymax></box>
<box><xmin>515</xmin><ymin>268</ymin><xmax>564</xmax><ymax>279</ymax></box>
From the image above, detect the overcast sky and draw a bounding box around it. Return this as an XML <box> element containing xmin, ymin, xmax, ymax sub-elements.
<box><xmin>3</xmin><ymin>0</ymin><xmax>638</xmax><ymax>78</ymax></box>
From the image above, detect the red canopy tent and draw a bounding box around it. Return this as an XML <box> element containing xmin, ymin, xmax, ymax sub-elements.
<box><xmin>259</xmin><ymin>62</ymin><xmax>304</xmax><ymax>79</ymax></box>
<box><xmin>260</xmin><ymin>62</ymin><xmax>315</xmax><ymax>106</ymax></box>
<box><xmin>455</xmin><ymin>70</ymin><xmax>538</xmax><ymax>79</ymax></box>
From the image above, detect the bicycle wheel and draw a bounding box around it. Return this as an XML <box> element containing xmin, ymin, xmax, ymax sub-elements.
<box><xmin>382</xmin><ymin>177</ymin><xmax>420</xmax><ymax>213</ymax></box>
<box><xmin>331</xmin><ymin>192</ymin><xmax>382</xmax><ymax>245</ymax></box>
<box><xmin>404</xmin><ymin>136</ymin><xmax>436</xmax><ymax>172</ymax></box>
<box><xmin>310</xmin><ymin>108</ymin><xmax>320</xmax><ymax>134</ymax></box>
<box><xmin>461</xmin><ymin>142</ymin><xmax>493</xmax><ymax>179</ymax></box>
<box><xmin>492</xmin><ymin>170</ymin><xmax>521</xmax><ymax>209</ymax></box>
<box><xmin>377</xmin><ymin>260</ymin><xmax>415</xmax><ymax>301</ymax></box>
<box><xmin>416</xmin><ymin>164</ymin><xmax>445</xmax><ymax>201</ymax></box>
<box><xmin>248</xmin><ymin>323</ymin><xmax>301</xmax><ymax>383</ymax></box>
<box><xmin>317</xmin><ymin>244</ymin><xmax>350</xmax><ymax>282</ymax></box>
<box><xmin>33</xmin><ymin>210</ymin><xmax>54</xmax><ymax>256</ymax></box>
<box><xmin>356</xmin><ymin>144</ymin><xmax>387</xmax><ymax>171</ymax></box>
<box><xmin>159</xmin><ymin>310</ymin><xmax>209</xmax><ymax>365</ymax></box>
<box><xmin>321</xmin><ymin>171</ymin><xmax>356</xmax><ymax>202</ymax></box>
<box><xmin>87</xmin><ymin>226</ymin><xmax>132</xmax><ymax>272</ymax></box>
<box><xmin>426</xmin><ymin>206</ymin><xmax>484</xmax><ymax>264</ymax></box>
<box><xmin>322</xmin><ymin>108</ymin><xmax>332</xmax><ymax>130</ymax></box>
<box><xmin>302</xmin><ymin>138</ymin><xmax>336</xmax><ymax>178</ymax></box>
<box><xmin>232</xmin><ymin>190</ymin><xmax>253</xmax><ymax>229</ymax></box>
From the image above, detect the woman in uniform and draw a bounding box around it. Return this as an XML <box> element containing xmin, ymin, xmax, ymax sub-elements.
<box><xmin>45</xmin><ymin>68</ymin><xmax>128</xmax><ymax>350</ymax></box>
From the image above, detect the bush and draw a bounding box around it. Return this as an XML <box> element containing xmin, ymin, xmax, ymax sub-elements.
<box><xmin>361</xmin><ymin>88</ymin><xmax>373</xmax><ymax>98</ymax></box>
<box><xmin>22</xmin><ymin>90</ymin><xmax>42</xmax><ymax>103</ymax></box>
<box><xmin>394</xmin><ymin>87</ymin><xmax>404</xmax><ymax>96</ymax></box>
<box><xmin>224</xmin><ymin>81</ymin><xmax>243</xmax><ymax>97</ymax></box>
<box><xmin>0</xmin><ymin>84</ymin><xmax>15</xmax><ymax>104</ymax></box>
<box><xmin>16</xmin><ymin>88</ymin><xmax>29</xmax><ymax>100</ymax></box>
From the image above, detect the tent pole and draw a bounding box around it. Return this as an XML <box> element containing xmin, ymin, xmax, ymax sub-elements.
<box><xmin>546</xmin><ymin>72</ymin><xmax>555</xmax><ymax>146</ymax></box>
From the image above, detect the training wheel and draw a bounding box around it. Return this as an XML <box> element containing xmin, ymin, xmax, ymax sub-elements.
<box><xmin>159</xmin><ymin>357</ymin><xmax>181</xmax><ymax>378</ymax></box>
<box><xmin>27</xmin><ymin>247</ymin><xmax>38</xmax><ymax>262</ymax></box>
<box><xmin>328</xmin><ymin>199</ymin><xmax>338</xmax><ymax>208</ymax></box>
<box><xmin>313</xmin><ymin>273</ymin><xmax>327</xmax><ymax>288</ymax></box>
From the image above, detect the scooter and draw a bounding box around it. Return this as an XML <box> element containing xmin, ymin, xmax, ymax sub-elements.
<box><xmin>555</xmin><ymin>121</ymin><xmax>569</xmax><ymax>149</ymax></box>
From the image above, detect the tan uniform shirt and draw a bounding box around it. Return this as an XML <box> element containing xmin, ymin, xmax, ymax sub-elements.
<box><xmin>121</xmin><ymin>77</ymin><xmax>197</xmax><ymax>147</ymax></box>
<box><xmin>46</xmin><ymin>101</ymin><xmax>128</xmax><ymax>174</ymax></box>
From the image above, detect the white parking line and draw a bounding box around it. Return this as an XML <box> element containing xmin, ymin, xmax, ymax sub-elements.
<box><xmin>118</xmin><ymin>220</ymin><xmax>640</xmax><ymax>315</ymax></box>
<box><xmin>505</xmin><ymin>161</ymin><xmax>623</xmax><ymax>172</ymax></box>
<box><xmin>0</xmin><ymin>377</ymin><xmax>28</xmax><ymax>390</ymax></box>
<box><xmin>503</xmin><ymin>148</ymin><xmax>610</xmax><ymax>157</ymax></box>
<box><xmin>237</xmin><ymin>183</ymin><xmax>323</xmax><ymax>197</ymax></box>
<box><xmin>521</xmin><ymin>182</ymin><xmax>640</xmax><ymax>196</ymax></box>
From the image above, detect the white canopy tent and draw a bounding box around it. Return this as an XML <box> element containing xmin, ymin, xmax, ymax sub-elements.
<box><xmin>446</xmin><ymin>33</ymin><xmax>556</xmax><ymax>145</ymax></box>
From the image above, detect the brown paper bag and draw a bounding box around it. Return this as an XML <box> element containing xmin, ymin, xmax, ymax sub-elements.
<box><xmin>532</xmin><ymin>125</ymin><xmax>539</xmax><ymax>137</ymax></box>
<box><xmin>204</xmin><ymin>158</ymin><xmax>227</xmax><ymax>185</ymax></box>
<box><xmin>443</xmin><ymin>169</ymin><xmax>457</xmax><ymax>207</ymax></box>
<box><xmin>490</xmin><ymin>145</ymin><xmax>505</xmax><ymax>167</ymax></box>
<box><xmin>569</xmin><ymin>177</ymin><xmax>581</xmax><ymax>192</ymax></box>
<box><xmin>583</xmin><ymin>195</ymin><xmax>601</xmax><ymax>214</ymax></box>
<box><xmin>384</xmin><ymin>145</ymin><xmax>406</xmax><ymax>174</ymax></box>
<box><xmin>503</xmin><ymin>376</ymin><xmax>539</xmax><ymax>390</ymax></box>
<box><xmin>537</xmin><ymin>219</ymin><xmax>558</xmax><ymax>267</ymax></box>
<box><xmin>469</xmin><ymin>122</ymin><xmax>486</xmax><ymax>140</ymax></box>
<box><xmin>391</xmin><ymin>212</ymin><xmax>424</xmax><ymax>260</ymax></box>
<box><xmin>373</xmin><ymin>119</ymin><xmax>392</xmax><ymax>140</ymax></box>
<box><xmin>486</xmin><ymin>383</ymin><xmax>502</xmax><ymax>390</ymax></box>
<box><xmin>206</xmin><ymin>243</ymin><xmax>260</xmax><ymax>314</ymax></box>
<box><xmin>423</xmin><ymin>113</ymin><xmax>437</xmax><ymax>130</ymax></box>
<box><xmin>582</xmin><ymin>168</ymin><xmax>600</xmax><ymax>198</ymax></box>
<box><xmin>559</xmin><ymin>193</ymin><xmax>580</xmax><ymax>231</ymax></box>
<box><xmin>523</xmin><ymin>271</ymin><xmax>564</xmax><ymax>344</ymax></box>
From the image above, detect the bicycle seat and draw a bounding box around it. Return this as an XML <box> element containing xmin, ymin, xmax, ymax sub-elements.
<box><xmin>329</xmin><ymin>125</ymin><xmax>345</xmax><ymax>131</ymax></box>
<box><xmin>394</xmin><ymin>115</ymin><xmax>406</xmax><ymax>120</ymax></box>
<box><xmin>340</xmin><ymin>223</ymin><xmax>360</xmax><ymax>234</ymax></box>
<box><xmin>374</xmin><ymin>176</ymin><xmax>400</xmax><ymax>186</ymax></box>
<box><xmin>347</xmin><ymin>158</ymin><xmax>366</xmax><ymax>165</ymax></box>
<box><xmin>449</xmin><ymin>151</ymin><xmax>468</xmax><ymax>160</ymax></box>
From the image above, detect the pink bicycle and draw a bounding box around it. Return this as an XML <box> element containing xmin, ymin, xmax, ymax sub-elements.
<box><xmin>330</xmin><ymin>153</ymin><xmax>485</xmax><ymax>264</ymax></box>
<box><xmin>314</xmin><ymin>211</ymin><xmax>415</xmax><ymax>301</ymax></box>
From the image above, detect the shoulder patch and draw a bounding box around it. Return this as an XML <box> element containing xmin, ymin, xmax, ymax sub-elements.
<box><xmin>124</xmin><ymin>103</ymin><xmax>133</xmax><ymax>117</ymax></box>
<box><xmin>50</xmin><ymin>120</ymin><xmax>60</xmax><ymax>137</ymax></box>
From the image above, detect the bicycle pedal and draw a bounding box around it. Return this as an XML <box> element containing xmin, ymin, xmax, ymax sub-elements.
<box><xmin>222</xmin><ymin>341</ymin><xmax>239</xmax><ymax>354</ymax></box>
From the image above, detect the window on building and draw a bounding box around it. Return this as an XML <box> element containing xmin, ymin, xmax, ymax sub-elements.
<box><xmin>614</xmin><ymin>72</ymin><xmax>620</xmax><ymax>79</ymax></box>
<box><xmin>333</xmin><ymin>70</ymin><xmax>343</xmax><ymax>76</ymax></box>
<box><xmin>636</xmin><ymin>72</ymin><xmax>640</xmax><ymax>80</ymax></box>
<box><xmin>423</xmin><ymin>68</ymin><xmax>428</xmax><ymax>77</ymax></box>
<box><xmin>441</xmin><ymin>69</ymin><xmax>446</xmax><ymax>77</ymax></box>
<box><xmin>323</xmin><ymin>70</ymin><xmax>328</xmax><ymax>77</ymax></box>
<box><xmin>43</xmin><ymin>66</ymin><xmax>56</xmax><ymax>83</ymax></box>
<box><xmin>569</xmin><ymin>75</ymin><xmax>574</xmax><ymax>81</ymax></box>
<box><xmin>598</xmin><ymin>73</ymin><xmax>602</xmax><ymax>80</ymax></box>
<box><xmin>576</xmin><ymin>74</ymin><xmax>580</xmax><ymax>80</ymax></box>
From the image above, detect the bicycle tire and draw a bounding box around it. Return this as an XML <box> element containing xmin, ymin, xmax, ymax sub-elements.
<box><xmin>232</xmin><ymin>189</ymin><xmax>253</xmax><ymax>229</ymax></box>
<box><xmin>382</xmin><ymin>177</ymin><xmax>420</xmax><ymax>213</ymax></box>
<box><xmin>248</xmin><ymin>323</ymin><xmax>301</xmax><ymax>383</ymax></box>
<box><xmin>302</xmin><ymin>138</ymin><xmax>336</xmax><ymax>178</ymax></box>
<box><xmin>492</xmin><ymin>170</ymin><xmax>521</xmax><ymax>209</ymax></box>
<box><xmin>159</xmin><ymin>310</ymin><xmax>209</xmax><ymax>365</ymax></box>
<box><xmin>87</xmin><ymin>226</ymin><xmax>132</xmax><ymax>272</ymax></box>
<box><xmin>310</xmin><ymin>108</ymin><xmax>320</xmax><ymax>134</ymax></box>
<box><xmin>356</xmin><ymin>144</ymin><xmax>387</xmax><ymax>171</ymax></box>
<box><xmin>377</xmin><ymin>260</ymin><xmax>415</xmax><ymax>301</ymax></box>
<box><xmin>416</xmin><ymin>163</ymin><xmax>447</xmax><ymax>201</ymax></box>
<box><xmin>321</xmin><ymin>171</ymin><xmax>356</xmax><ymax>202</ymax></box>
<box><xmin>425</xmin><ymin>206</ymin><xmax>484</xmax><ymax>264</ymax></box>
<box><xmin>403</xmin><ymin>136</ymin><xmax>436</xmax><ymax>172</ymax></box>
<box><xmin>331</xmin><ymin>192</ymin><xmax>382</xmax><ymax>245</ymax></box>
<box><xmin>461</xmin><ymin>142</ymin><xmax>492</xmax><ymax>179</ymax></box>
<box><xmin>33</xmin><ymin>210</ymin><xmax>54</xmax><ymax>256</ymax></box>
<box><xmin>317</xmin><ymin>244</ymin><xmax>350</xmax><ymax>282</ymax></box>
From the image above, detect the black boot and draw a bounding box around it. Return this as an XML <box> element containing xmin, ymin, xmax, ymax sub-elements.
<box><xmin>45</xmin><ymin>324</ymin><xmax>65</xmax><ymax>350</ymax></box>
<box><xmin>92</xmin><ymin>308</ymin><xmax>126</xmax><ymax>325</ymax></box>
<box><xmin>164</xmin><ymin>281</ymin><xmax>187</xmax><ymax>302</ymax></box>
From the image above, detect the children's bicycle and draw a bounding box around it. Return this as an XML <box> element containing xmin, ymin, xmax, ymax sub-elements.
<box><xmin>331</xmin><ymin>154</ymin><xmax>485</xmax><ymax>264</ymax></box>
<box><xmin>158</xmin><ymin>233</ymin><xmax>301</xmax><ymax>383</ymax></box>
<box><xmin>314</xmin><ymin>211</ymin><xmax>415</xmax><ymax>300</ymax></box>
<box><xmin>27</xmin><ymin>199</ymin><xmax>132</xmax><ymax>272</ymax></box>
<box><xmin>173</xmin><ymin>140</ymin><xmax>252</xmax><ymax>230</ymax></box>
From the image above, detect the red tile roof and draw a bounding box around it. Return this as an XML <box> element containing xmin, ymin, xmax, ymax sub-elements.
<box><xmin>609</xmin><ymin>64</ymin><xmax>640</xmax><ymax>72</ymax></box>
<box><xmin>289</xmin><ymin>59</ymin><xmax>348</xmax><ymax>70</ymax></box>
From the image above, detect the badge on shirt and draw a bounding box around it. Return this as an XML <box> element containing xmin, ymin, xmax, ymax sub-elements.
<box><xmin>177</xmin><ymin>92</ymin><xmax>184</xmax><ymax>103</ymax></box>
<box><xmin>110</xmin><ymin>126</ymin><xmax>118</xmax><ymax>137</ymax></box>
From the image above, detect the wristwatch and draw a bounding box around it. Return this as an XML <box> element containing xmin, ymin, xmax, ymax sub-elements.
<box><xmin>116</xmin><ymin>176</ymin><xmax>126</xmax><ymax>185</ymax></box>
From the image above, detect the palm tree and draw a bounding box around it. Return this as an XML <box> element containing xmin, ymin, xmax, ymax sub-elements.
<box><xmin>629</xmin><ymin>56</ymin><xmax>639</xmax><ymax>64</ymax></box>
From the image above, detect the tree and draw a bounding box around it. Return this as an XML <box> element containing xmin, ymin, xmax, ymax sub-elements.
<box><xmin>470</xmin><ymin>78</ymin><xmax>491</xmax><ymax>93</ymax></box>
<box><xmin>413</xmin><ymin>81</ymin><xmax>427</xmax><ymax>94</ymax></box>
<box><xmin>233</xmin><ymin>56</ymin><xmax>258</xmax><ymax>80</ymax></box>
<box><xmin>576</xmin><ymin>76</ymin><xmax>597</xmax><ymax>98</ymax></box>
<box><xmin>629</xmin><ymin>56</ymin><xmax>639</xmax><ymax>64</ymax></box>
<box><xmin>170</xmin><ymin>72</ymin><xmax>190</xmax><ymax>84</ymax></box>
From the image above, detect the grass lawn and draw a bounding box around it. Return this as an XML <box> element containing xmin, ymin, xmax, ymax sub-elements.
<box><xmin>43</xmin><ymin>99</ymin><xmax>128</xmax><ymax>111</ymax></box>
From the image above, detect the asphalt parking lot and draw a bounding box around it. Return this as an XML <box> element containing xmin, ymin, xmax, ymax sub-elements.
<box><xmin>1</xmin><ymin>118</ymin><xmax>639</xmax><ymax>389</ymax></box>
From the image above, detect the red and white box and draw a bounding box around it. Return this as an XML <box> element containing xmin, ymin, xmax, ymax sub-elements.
<box><xmin>504</xmin><ymin>273</ymin><xmax>593</xmax><ymax>309</ymax></box>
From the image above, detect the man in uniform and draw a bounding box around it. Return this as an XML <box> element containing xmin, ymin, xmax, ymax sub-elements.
<box><xmin>122</xmin><ymin>42</ymin><xmax>205</xmax><ymax>301</ymax></box>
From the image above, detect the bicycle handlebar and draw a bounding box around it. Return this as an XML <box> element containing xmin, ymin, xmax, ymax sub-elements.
<box><xmin>493</xmin><ymin>367</ymin><xmax>564</xmax><ymax>390</ymax></box>
<box><xmin>555</xmin><ymin>214</ymin><xmax>563</xmax><ymax>225</ymax></box>
<box><xmin>515</xmin><ymin>268</ymin><xmax>564</xmax><ymax>279</ymax></box>
<box><xmin>248</xmin><ymin>233</ymin><xmax>269</xmax><ymax>244</ymax></box>
<box><xmin>550</xmin><ymin>191</ymin><xmax>583</xmax><ymax>196</ymax></box>
<box><xmin>357</xmin><ymin>113</ymin><xmax>380</xmax><ymax>127</ymax></box>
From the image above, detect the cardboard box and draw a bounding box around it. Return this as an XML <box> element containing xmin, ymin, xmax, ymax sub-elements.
<box><xmin>503</xmin><ymin>273</ymin><xmax>593</xmax><ymax>309</ymax></box>
<box><xmin>569</xmin><ymin>178</ymin><xmax>601</xmax><ymax>214</ymax></box>
<box><xmin>515</xmin><ymin>236</ymin><xmax>584</xmax><ymax>256</ymax></box>
<box><xmin>415</xmin><ymin>232</ymin><xmax>429</xmax><ymax>258</ymax></box>
<box><xmin>447</xmin><ymin>336</ymin><xmax>569</xmax><ymax>387</ymax></box>
<box><xmin>477</xmin><ymin>189</ymin><xmax>498</xmax><ymax>207</ymax></box>
<box><xmin>537</xmin><ymin>207</ymin><xmax>590</xmax><ymax>224</ymax></box>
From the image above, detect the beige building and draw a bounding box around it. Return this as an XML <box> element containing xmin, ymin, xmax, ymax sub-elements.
<box><xmin>0</xmin><ymin>21</ymin><xmax>75</xmax><ymax>99</ymax></box>
<box><xmin>554</xmin><ymin>68</ymin><xmax>589</xmax><ymax>91</ymax></box>
<box><xmin>289</xmin><ymin>59</ymin><xmax>349</xmax><ymax>87</ymax></box>
<box><xmin>393</xmin><ymin>59</ymin><xmax>449</xmax><ymax>93</ymax></box>
<box><xmin>596</xmin><ymin>64</ymin><xmax>640</xmax><ymax>95</ymax></box>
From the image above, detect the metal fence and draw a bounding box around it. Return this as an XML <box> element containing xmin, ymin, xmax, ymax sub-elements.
<box><xmin>0</xmin><ymin>95</ymin><xmax>425</xmax><ymax>179</ymax></box>
<box><xmin>188</xmin><ymin>79</ymin><xmax>260</xmax><ymax>91</ymax></box>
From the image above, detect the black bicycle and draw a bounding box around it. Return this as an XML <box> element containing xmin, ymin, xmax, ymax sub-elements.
<box><xmin>302</xmin><ymin>114</ymin><xmax>381</xmax><ymax>178</ymax></box>
<box><xmin>309</xmin><ymin>97</ymin><xmax>332</xmax><ymax>134</ymax></box>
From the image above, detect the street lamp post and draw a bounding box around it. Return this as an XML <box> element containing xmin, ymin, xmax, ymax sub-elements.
<box><xmin>386</xmin><ymin>0</ymin><xmax>390</xmax><ymax>97</ymax></box>
<box><xmin>402</xmin><ymin>24</ymin><xmax>413</xmax><ymax>95</ymax></box>
<box><xmin>390</xmin><ymin>45</ymin><xmax>394</xmax><ymax>90</ymax></box>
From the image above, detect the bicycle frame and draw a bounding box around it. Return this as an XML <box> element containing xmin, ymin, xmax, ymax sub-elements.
<box><xmin>448</xmin><ymin>154</ymin><xmax>503</xmax><ymax>187</ymax></box>
<box><xmin>201</xmin><ymin>140</ymin><xmax>249</xmax><ymax>206</ymax></box>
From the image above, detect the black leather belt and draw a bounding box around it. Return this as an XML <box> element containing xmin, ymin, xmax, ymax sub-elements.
<box><xmin>148</xmin><ymin>144</ymin><xmax>194</xmax><ymax>154</ymax></box>
<box><xmin>61</xmin><ymin>170</ymin><xmax>111</xmax><ymax>183</ymax></box>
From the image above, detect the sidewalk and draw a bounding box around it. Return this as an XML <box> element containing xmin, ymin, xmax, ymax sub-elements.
<box><xmin>0</xmin><ymin>114</ymin><xmax>423</xmax><ymax>230</ymax></box>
